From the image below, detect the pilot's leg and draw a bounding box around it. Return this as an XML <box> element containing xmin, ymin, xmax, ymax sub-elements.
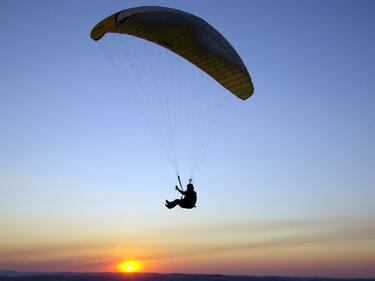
<box><xmin>166</xmin><ymin>199</ymin><xmax>180</xmax><ymax>209</ymax></box>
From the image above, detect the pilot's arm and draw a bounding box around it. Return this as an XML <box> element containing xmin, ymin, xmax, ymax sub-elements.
<box><xmin>175</xmin><ymin>186</ymin><xmax>185</xmax><ymax>194</ymax></box>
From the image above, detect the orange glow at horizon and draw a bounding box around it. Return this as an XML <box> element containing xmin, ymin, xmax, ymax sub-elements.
<box><xmin>116</xmin><ymin>260</ymin><xmax>143</xmax><ymax>273</ymax></box>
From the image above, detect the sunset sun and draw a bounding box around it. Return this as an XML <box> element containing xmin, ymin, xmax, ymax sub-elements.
<box><xmin>116</xmin><ymin>260</ymin><xmax>142</xmax><ymax>273</ymax></box>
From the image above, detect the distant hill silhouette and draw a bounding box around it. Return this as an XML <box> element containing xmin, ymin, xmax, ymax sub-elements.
<box><xmin>0</xmin><ymin>272</ymin><xmax>373</xmax><ymax>281</ymax></box>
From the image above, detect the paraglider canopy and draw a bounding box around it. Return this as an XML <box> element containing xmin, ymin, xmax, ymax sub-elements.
<box><xmin>90</xmin><ymin>6</ymin><xmax>255</xmax><ymax>178</ymax></box>
<box><xmin>91</xmin><ymin>6</ymin><xmax>254</xmax><ymax>100</ymax></box>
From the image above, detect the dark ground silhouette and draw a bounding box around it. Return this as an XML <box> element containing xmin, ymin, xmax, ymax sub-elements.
<box><xmin>0</xmin><ymin>272</ymin><xmax>373</xmax><ymax>281</ymax></box>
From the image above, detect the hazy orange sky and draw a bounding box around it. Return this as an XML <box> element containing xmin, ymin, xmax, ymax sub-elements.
<box><xmin>1</xmin><ymin>0</ymin><xmax>375</xmax><ymax>278</ymax></box>
<box><xmin>1</xmin><ymin>213</ymin><xmax>375</xmax><ymax>277</ymax></box>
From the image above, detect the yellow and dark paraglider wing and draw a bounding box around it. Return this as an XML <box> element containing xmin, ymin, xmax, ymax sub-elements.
<box><xmin>91</xmin><ymin>6</ymin><xmax>254</xmax><ymax>100</ymax></box>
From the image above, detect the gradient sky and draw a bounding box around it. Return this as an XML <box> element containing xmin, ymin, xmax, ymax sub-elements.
<box><xmin>1</xmin><ymin>0</ymin><xmax>375</xmax><ymax>278</ymax></box>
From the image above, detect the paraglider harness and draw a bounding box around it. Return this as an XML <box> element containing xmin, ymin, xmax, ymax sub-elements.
<box><xmin>177</xmin><ymin>175</ymin><xmax>196</xmax><ymax>208</ymax></box>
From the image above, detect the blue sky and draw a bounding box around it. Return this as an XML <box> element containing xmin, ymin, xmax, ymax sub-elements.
<box><xmin>0</xmin><ymin>0</ymin><xmax>375</xmax><ymax>277</ymax></box>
